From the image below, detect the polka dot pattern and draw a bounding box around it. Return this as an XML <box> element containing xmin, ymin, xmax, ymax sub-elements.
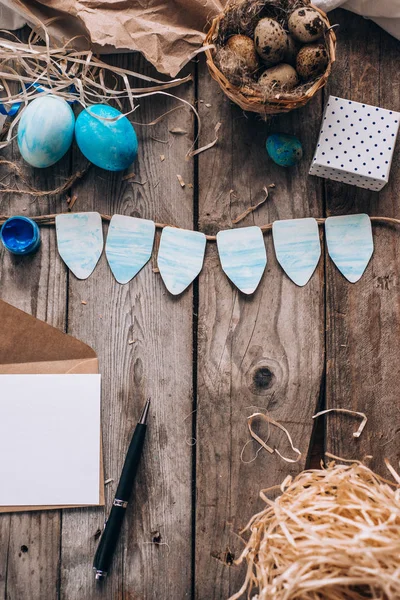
<box><xmin>309</xmin><ymin>96</ymin><xmax>400</xmax><ymax>191</ymax></box>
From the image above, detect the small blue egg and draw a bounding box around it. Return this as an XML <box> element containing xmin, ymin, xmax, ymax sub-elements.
<box><xmin>75</xmin><ymin>105</ymin><xmax>138</xmax><ymax>171</ymax></box>
<box><xmin>266</xmin><ymin>133</ymin><xmax>303</xmax><ymax>167</ymax></box>
<box><xmin>17</xmin><ymin>96</ymin><xmax>75</xmax><ymax>168</ymax></box>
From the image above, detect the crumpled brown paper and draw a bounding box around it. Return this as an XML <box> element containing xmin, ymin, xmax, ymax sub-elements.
<box><xmin>1</xmin><ymin>0</ymin><xmax>224</xmax><ymax>76</ymax></box>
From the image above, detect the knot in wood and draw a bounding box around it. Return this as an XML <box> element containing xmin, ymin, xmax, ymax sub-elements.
<box><xmin>247</xmin><ymin>358</ymin><xmax>282</xmax><ymax>397</ymax></box>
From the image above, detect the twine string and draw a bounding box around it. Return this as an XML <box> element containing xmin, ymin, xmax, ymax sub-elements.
<box><xmin>0</xmin><ymin>212</ymin><xmax>398</xmax><ymax>241</ymax></box>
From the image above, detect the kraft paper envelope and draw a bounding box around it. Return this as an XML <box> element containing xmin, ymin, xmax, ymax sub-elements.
<box><xmin>0</xmin><ymin>299</ymin><xmax>105</xmax><ymax>512</ymax></box>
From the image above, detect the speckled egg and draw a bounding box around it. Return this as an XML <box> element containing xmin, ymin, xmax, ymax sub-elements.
<box><xmin>75</xmin><ymin>104</ymin><xmax>138</xmax><ymax>171</ymax></box>
<box><xmin>258</xmin><ymin>64</ymin><xmax>299</xmax><ymax>92</ymax></box>
<box><xmin>284</xmin><ymin>34</ymin><xmax>300</xmax><ymax>66</ymax></box>
<box><xmin>296</xmin><ymin>42</ymin><xmax>329</xmax><ymax>80</ymax></box>
<box><xmin>288</xmin><ymin>7</ymin><xmax>325</xmax><ymax>43</ymax></box>
<box><xmin>17</xmin><ymin>96</ymin><xmax>75</xmax><ymax>168</ymax></box>
<box><xmin>266</xmin><ymin>133</ymin><xmax>303</xmax><ymax>167</ymax></box>
<box><xmin>254</xmin><ymin>18</ymin><xmax>288</xmax><ymax>66</ymax></box>
<box><xmin>226</xmin><ymin>34</ymin><xmax>259</xmax><ymax>72</ymax></box>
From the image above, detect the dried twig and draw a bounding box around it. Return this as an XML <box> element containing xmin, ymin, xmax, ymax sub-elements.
<box><xmin>67</xmin><ymin>194</ymin><xmax>78</xmax><ymax>210</ymax></box>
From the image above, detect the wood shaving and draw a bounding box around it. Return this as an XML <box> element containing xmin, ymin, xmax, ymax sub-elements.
<box><xmin>313</xmin><ymin>408</ymin><xmax>367</xmax><ymax>438</ymax></box>
<box><xmin>230</xmin><ymin>460</ymin><xmax>400</xmax><ymax>600</ymax></box>
<box><xmin>385</xmin><ymin>458</ymin><xmax>400</xmax><ymax>485</ymax></box>
<box><xmin>177</xmin><ymin>174</ymin><xmax>185</xmax><ymax>187</ymax></box>
<box><xmin>187</xmin><ymin>122</ymin><xmax>221</xmax><ymax>158</ymax></box>
<box><xmin>81</xmin><ymin>301</ymin><xmax>87</xmax><ymax>305</ymax></box>
<box><xmin>132</xmin><ymin>105</ymin><xmax>185</xmax><ymax>128</ymax></box>
<box><xmin>232</xmin><ymin>184</ymin><xmax>274</xmax><ymax>224</ymax></box>
<box><xmin>122</xmin><ymin>172</ymin><xmax>136</xmax><ymax>181</ymax></box>
<box><xmin>205</xmin><ymin>103</ymin><xmax>212</xmax><ymax>108</ymax></box>
<box><xmin>104</xmin><ymin>478</ymin><xmax>114</xmax><ymax>485</ymax></box>
<box><xmin>160</xmin><ymin>154</ymin><xmax>165</xmax><ymax>161</ymax></box>
<box><xmin>246</xmin><ymin>412</ymin><xmax>301</xmax><ymax>464</ymax></box>
<box><xmin>169</xmin><ymin>128</ymin><xmax>188</xmax><ymax>135</ymax></box>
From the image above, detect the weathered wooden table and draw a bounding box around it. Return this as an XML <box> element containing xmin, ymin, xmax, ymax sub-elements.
<box><xmin>0</xmin><ymin>9</ymin><xmax>399</xmax><ymax>600</ymax></box>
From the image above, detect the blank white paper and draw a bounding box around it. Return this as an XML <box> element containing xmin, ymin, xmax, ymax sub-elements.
<box><xmin>0</xmin><ymin>374</ymin><xmax>101</xmax><ymax>506</ymax></box>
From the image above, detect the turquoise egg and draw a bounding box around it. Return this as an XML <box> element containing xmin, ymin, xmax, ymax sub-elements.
<box><xmin>266</xmin><ymin>133</ymin><xmax>303</xmax><ymax>167</ymax></box>
<box><xmin>75</xmin><ymin>105</ymin><xmax>138</xmax><ymax>171</ymax></box>
<box><xmin>17</xmin><ymin>96</ymin><xmax>75</xmax><ymax>168</ymax></box>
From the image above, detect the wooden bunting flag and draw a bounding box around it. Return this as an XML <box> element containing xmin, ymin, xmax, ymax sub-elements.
<box><xmin>325</xmin><ymin>214</ymin><xmax>373</xmax><ymax>283</ymax></box>
<box><xmin>157</xmin><ymin>227</ymin><xmax>206</xmax><ymax>295</ymax></box>
<box><xmin>216</xmin><ymin>226</ymin><xmax>267</xmax><ymax>294</ymax></box>
<box><xmin>35</xmin><ymin>212</ymin><xmax>377</xmax><ymax>287</ymax></box>
<box><xmin>105</xmin><ymin>215</ymin><xmax>155</xmax><ymax>284</ymax></box>
<box><xmin>56</xmin><ymin>212</ymin><xmax>103</xmax><ymax>280</ymax></box>
<box><xmin>272</xmin><ymin>218</ymin><xmax>321</xmax><ymax>287</ymax></box>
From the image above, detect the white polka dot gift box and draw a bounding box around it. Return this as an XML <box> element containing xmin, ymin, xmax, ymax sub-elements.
<box><xmin>309</xmin><ymin>96</ymin><xmax>400</xmax><ymax>191</ymax></box>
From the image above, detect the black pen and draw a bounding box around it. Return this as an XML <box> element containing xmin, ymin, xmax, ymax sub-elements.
<box><xmin>93</xmin><ymin>398</ymin><xmax>150</xmax><ymax>581</ymax></box>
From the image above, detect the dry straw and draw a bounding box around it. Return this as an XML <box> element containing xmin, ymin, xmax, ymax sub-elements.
<box><xmin>230</xmin><ymin>459</ymin><xmax>400</xmax><ymax>600</ymax></box>
<box><xmin>204</xmin><ymin>0</ymin><xmax>336</xmax><ymax>116</ymax></box>
<box><xmin>0</xmin><ymin>22</ymin><xmax>201</xmax><ymax>153</ymax></box>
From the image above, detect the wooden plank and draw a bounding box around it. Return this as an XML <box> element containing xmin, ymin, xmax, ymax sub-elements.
<box><xmin>324</xmin><ymin>11</ymin><xmax>400</xmax><ymax>475</ymax></box>
<box><xmin>0</xmin><ymin>133</ymin><xmax>69</xmax><ymax>598</ymax></box>
<box><xmin>195</xmin><ymin>61</ymin><xmax>325</xmax><ymax>598</ymax></box>
<box><xmin>59</xmin><ymin>53</ymin><xmax>195</xmax><ymax>600</ymax></box>
<box><xmin>0</xmin><ymin>515</ymin><xmax>9</xmax><ymax>598</ymax></box>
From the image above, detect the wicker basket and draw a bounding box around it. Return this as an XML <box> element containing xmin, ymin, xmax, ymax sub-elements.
<box><xmin>204</xmin><ymin>2</ymin><xmax>336</xmax><ymax>116</ymax></box>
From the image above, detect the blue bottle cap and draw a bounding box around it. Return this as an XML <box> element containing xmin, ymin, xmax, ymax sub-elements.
<box><xmin>1</xmin><ymin>216</ymin><xmax>41</xmax><ymax>255</ymax></box>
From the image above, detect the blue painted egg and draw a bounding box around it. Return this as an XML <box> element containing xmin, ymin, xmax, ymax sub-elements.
<box><xmin>75</xmin><ymin>105</ymin><xmax>138</xmax><ymax>171</ymax></box>
<box><xmin>17</xmin><ymin>96</ymin><xmax>75</xmax><ymax>168</ymax></box>
<box><xmin>266</xmin><ymin>133</ymin><xmax>303</xmax><ymax>167</ymax></box>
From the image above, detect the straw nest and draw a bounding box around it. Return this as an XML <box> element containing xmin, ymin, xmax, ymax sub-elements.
<box><xmin>230</xmin><ymin>460</ymin><xmax>400</xmax><ymax>600</ymax></box>
<box><xmin>204</xmin><ymin>0</ymin><xmax>336</xmax><ymax>116</ymax></box>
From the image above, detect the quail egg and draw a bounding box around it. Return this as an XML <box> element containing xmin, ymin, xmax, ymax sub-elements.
<box><xmin>296</xmin><ymin>43</ymin><xmax>329</xmax><ymax>80</ymax></box>
<box><xmin>226</xmin><ymin>34</ymin><xmax>259</xmax><ymax>72</ymax></box>
<box><xmin>288</xmin><ymin>7</ymin><xmax>325</xmax><ymax>43</ymax></box>
<box><xmin>258</xmin><ymin>63</ymin><xmax>299</xmax><ymax>91</ymax></box>
<box><xmin>254</xmin><ymin>18</ymin><xmax>288</xmax><ymax>66</ymax></box>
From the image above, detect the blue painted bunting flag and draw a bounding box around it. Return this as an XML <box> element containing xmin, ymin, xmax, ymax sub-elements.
<box><xmin>325</xmin><ymin>214</ymin><xmax>373</xmax><ymax>283</ymax></box>
<box><xmin>158</xmin><ymin>227</ymin><xmax>206</xmax><ymax>295</ymax></box>
<box><xmin>56</xmin><ymin>212</ymin><xmax>103</xmax><ymax>280</ymax></box>
<box><xmin>272</xmin><ymin>218</ymin><xmax>321</xmax><ymax>286</ymax></box>
<box><xmin>216</xmin><ymin>226</ymin><xmax>267</xmax><ymax>294</ymax></box>
<box><xmin>105</xmin><ymin>215</ymin><xmax>155</xmax><ymax>284</ymax></box>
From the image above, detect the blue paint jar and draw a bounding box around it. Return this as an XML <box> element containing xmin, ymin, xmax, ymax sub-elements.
<box><xmin>1</xmin><ymin>216</ymin><xmax>41</xmax><ymax>255</ymax></box>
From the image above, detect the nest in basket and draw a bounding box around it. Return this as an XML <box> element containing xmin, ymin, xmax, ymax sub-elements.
<box><xmin>205</xmin><ymin>0</ymin><xmax>336</xmax><ymax>115</ymax></box>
